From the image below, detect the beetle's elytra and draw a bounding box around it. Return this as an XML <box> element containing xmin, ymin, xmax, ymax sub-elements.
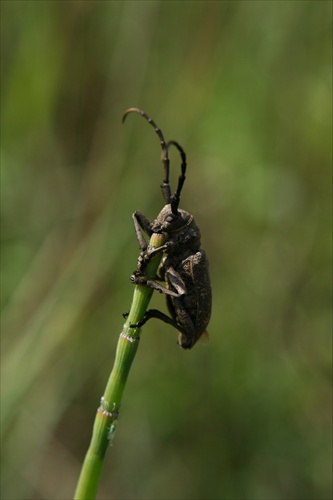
<box><xmin>122</xmin><ymin>108</ymin><xmax>212</xmax><ymax>349</ymax></box>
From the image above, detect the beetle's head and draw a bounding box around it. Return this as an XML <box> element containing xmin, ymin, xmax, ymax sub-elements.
<box><xmin>151</xmin><ymin>204</ymin><xmax>201</xmax><ymax>255</ymax></box>
<box><xmin>150</xmin><ymin>205</ymin><xmax>193</xmax><ymax>234</ymax></box>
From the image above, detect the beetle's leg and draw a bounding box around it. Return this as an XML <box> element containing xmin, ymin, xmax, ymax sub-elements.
<box><xmin>135</xmin><ymin>238</ymin><xmax>174</xmax><ymax>269</ymax></box>
<box><xmin>135</xmin><ymin>243</ymin><xmax>169</xmax><ymax>275</ymax></box>
<box><xmin>131</xmin><ymin>263</ymin><xmax>187</xmax><ymax>297</ymax></box>
<box><xmin>147</xmin><ymin>279</ymin><xmax>183</xmax><ymax>297</ymax></box>
<box><xmin>132</xmin><ymin>211</ymin><xmax>152</xmax><ymax>251</ymax></box>
<box><xmin>134</xmin><ymin>241</ymin><xmax>173</xmax><ymax>273</ymax></box>
<box><xmin>143</xmin><ymin>243</ymin><xmax>169</xmax><ymax>257</ymax></box>
<box><xmin>130</xmin><ymin>273</ymin><xmax>181</xmax><ymax>297</ymax></box>
<box><xmin>129</xmin><ymin>309</ymin><xmax>187</xmax><ymax>335</ymax></box>
<box><xmin>165</xmin><ymin>266</ymin><xmax>187</xmax><ymax>296</ymax></box>
<box><xmin>165</xmin><ymin>294</ymin><xmax>197</xmax><ymax>349</ymax></box>
<box><xmin>130</xmin><ymin>308</ymin><xmax>197</xmax><ymax>349</ymax></box>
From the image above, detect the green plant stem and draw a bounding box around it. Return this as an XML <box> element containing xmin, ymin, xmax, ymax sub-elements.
<box><xmin>74</xmin><ymin>233</ymin><xmax>165</xmax><ymax>500</ymax></box>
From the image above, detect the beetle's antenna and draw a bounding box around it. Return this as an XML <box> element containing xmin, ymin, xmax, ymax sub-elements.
<box><xmin>167</xmin><ymin>140</ymin><xmax>187</xmax><ymax>213</ymax></box>
<box><xmin>122</xmin><ymin>108</ymin><xmax>171</xmax><ymax>204</ymax></box>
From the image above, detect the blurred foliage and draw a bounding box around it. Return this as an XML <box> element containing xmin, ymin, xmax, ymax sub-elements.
<box><xmin>1</xmin><ymin>1</ymin><xmax>332</xmax><ymax>499</ymax></box>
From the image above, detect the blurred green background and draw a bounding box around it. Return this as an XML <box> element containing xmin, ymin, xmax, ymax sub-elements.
<box><xmin>1</xmin><ymin>1</ymin><xmax>332</xmax><ymax>499</ymax></box>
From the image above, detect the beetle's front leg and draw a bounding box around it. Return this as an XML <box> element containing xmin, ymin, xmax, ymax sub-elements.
<box><xmin>135</xmin><ymin>243</ymin><xmax>166</xmax><ymax>275</ymax></box>
<box><xmin>136</xmin><ymin>243</ymin><xmax>170</xmax><ymax>276</ymax></box>
<box><xmin>132</xmin><ymin>211</ymin><xmax>158</xmax><ymax>273</ymax></box>
<box><xmin>138</xmin><ymin>241</ymin><xmax>173</xmax><ymax>274</ymax></box>
<box><xmin>132</xmin><ymin>211</ymin><xmax>153</xmax><ymax>251</ymax></box>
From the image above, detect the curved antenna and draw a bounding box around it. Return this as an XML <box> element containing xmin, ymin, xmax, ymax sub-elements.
<box><xmin>167</xmin><ymin>140</ymin><xmax>187</xmax><ymax>213</ymax></box>
<box><xmin>122</xmin><ymin>108</ymin><xmax>171</xmax><ymax>204</ymax></box>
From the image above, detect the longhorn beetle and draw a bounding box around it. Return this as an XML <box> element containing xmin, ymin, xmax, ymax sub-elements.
<box><xmin>122</xmin><ymin>108</ymin><xmax>212</xmax><ymax>349</ymax></box>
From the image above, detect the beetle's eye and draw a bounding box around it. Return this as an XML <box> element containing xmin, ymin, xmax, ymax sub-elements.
<box><xmin>165</xmin><ymin>215</ymin><xmax>174</xmax><ymax>223</ymax></box>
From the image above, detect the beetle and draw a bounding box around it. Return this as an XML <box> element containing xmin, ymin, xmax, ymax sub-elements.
<box><xmin>122</xmin><ymin>108</ymin><xmax>212</xmax><ymax>349</ymax></box>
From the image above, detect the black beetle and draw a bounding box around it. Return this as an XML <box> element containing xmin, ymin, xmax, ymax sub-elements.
<box><xmin>122</xmin><ymin>108</ymin><xmax>212</xmax><ymax>349</ymax></box>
